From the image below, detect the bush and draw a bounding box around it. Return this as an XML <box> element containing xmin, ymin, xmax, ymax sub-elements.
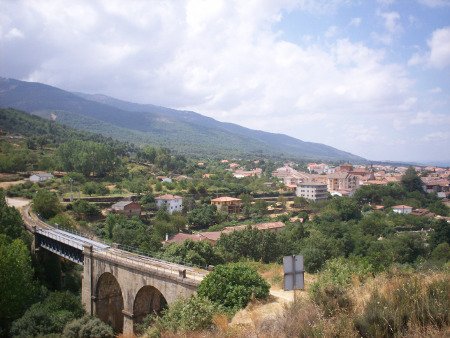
<box><xmin>355</xmin><ymin>291</ymin><xmax>404</xmax><ymax>338</ymax></box>
<box><xmin>425</xmin><ymin>279</ymin><xmax>449</xmax><ymax>328</ymax></box>
<box><xmin>355</xmin><ymin>276</ymin><xmax>450</xmax><ymax>337</ymax></box>
<box><xmin>33</xmin><ymin>189</ymin><xmax>61</xmax><ymax>219</ymax></box>
<box><xmin>63</xmin><ymin>316</ymin><xmax>114</xmax><ymax>338</ymax></box>
<box><xmin>10</xmin><ymin>291</ymin><xmax>84</xmax><ymax>337</ymax></box>
<box><xmin>311</xmin><ymin>284</ymin><xmax>352</xmax><ymax>317</ymax></box>
<box><xmin>145</xmin><ymin>296</ymin><xmax>224</xmax><ymax>335</ymax></box>
<box><xmin>72</xmin><ymin>200</ymin><xmax>100</xmax><ymax>220</ymax></box>
<box><xmin>50</xmin><ymin>213</ymin><xmax>77</xmax><ymax>230</ymax></box>
<box><xmin>198</xmin><ymin>263</ymin><xmax>270</xmax><ymax>311</ymax></box>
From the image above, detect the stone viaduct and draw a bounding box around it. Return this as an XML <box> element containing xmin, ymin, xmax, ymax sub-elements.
<box><xmin>21</xmin><ymin>205</ymin><xmax>206</xmax><ymax>335</ymax></box>
<box><xmin>82</xmin><ymin>245</ymin><xmax>203</xmax><ymax>333</ymax></box>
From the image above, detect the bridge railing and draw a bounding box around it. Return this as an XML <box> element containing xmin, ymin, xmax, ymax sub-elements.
<box><xmin>115</xmin><ymin>243</ymin><xmax>211</xmax><ymax>271</ymax></box>
<box><xmin>29</xmin><ymin>209</ymin><xmax>208</xmax><ymax>277</ymax></box>
<box><xmin>96</xmin><ymin>249</ymin><xmax>207</xmax><ymax>282</ymax></box>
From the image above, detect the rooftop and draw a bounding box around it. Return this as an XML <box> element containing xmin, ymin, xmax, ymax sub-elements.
<box><xmin>155</xmin><ymin>194</ymin><xmax>183</xmax><ymax>200</ymax></box>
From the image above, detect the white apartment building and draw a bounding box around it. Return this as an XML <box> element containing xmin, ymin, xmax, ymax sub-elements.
<box><xmin>296</xmin><ymin>182</ymin><xmax>328</xmax><ymax>201</ymax></box>
<box><xmin>155</xmin><ymin>194</ymin><xmax>183</xmax><ymax>214</ymax></box>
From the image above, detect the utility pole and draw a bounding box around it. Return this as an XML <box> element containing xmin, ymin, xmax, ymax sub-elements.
<box><xmin>69</xmin><ymin>178</ymin><xmax>74</xmax><ymax>202</ymax></box>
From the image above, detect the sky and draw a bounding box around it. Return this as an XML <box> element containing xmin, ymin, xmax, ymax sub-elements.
<box><xmin>1</xmin><ymin>0</ymin><xmax>450</xmax><ymax>163</ymax></box>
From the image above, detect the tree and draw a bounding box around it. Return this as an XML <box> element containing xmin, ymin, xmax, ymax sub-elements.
<box><xmin>10</xmin><ymin>291</ymin><xmax>84</xmax><ymax>337</ymax></box>
<box><xmin>72</xmin><ymin>200</ymin><xmax>100</xmax><ymax>220</ymax></box>
<box><xmin>188</xmin><ymin>205</ymin><xmax>219</xmax><ymax>228</ymax></box>
<box><xmin>33</xmin><ymin>189</ymin><xmax>61</xmax><ymax>219</ymax></box>
<box><xmin>401</xmin><ymin>167</ymin><xmax>423</xmax><ymax>193</ymax></box>
<box><xmin>0</xmin><ymin>235</ymin><xmax>37</xmax><ymax>334</ymax></box>
<box><xmin>300</xmin><ymin>232</ymin><xmax>342</xmax><ymax>272</ymax></box>
<box><xmin>216</xmin><ymin>226</ymin><xmax>281</xmax><ymax>263</ymax></box>
<box><xmin>327</xmin><ymin>197</ymin><xmax>361</xmax><ymax>221</ymax></box>
<box><xmin>198</xmin><ymin>263</ymin><xmax>270</xmax><ymax>311</ymax></box>
<box><xmin>63</xmin><ymin>316</ymin><xmax>114</xmax><ymax>338</ymax></box>
<box><xmin>0</xmin><ymin>190</ymin><xmax>25</xmax><ymax>240</ymax></box>
<box><xmin>148</xmin><ymin>296</ymin><xmax>224</xmax><ymax>334</ymax></box>
<box><xmin>161</xmin><ymin>240</ymin><xmax>224</xmax><ymax>267</ymax></box>
<box><xmin>392</xmin><ymin>233</ymin><xmax>427</xmax><ymax>264</ymax></box>
<box><xmin>58</xmin><ymin>140</ymin><xmax>120</xmax><ymax>177</ymax></box>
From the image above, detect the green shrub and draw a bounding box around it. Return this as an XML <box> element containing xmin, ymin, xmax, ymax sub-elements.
<box><xmin>50</xmin><ymin>213</ymin><xmax>77</xmax><ymax>230</ymax></box>
<box><xmin>33</xmin><ymin>189</ymin><xmax>61</xmax><ymax>219</ymax></box>
<box><xmin>143</xmin><ymin>296</ymin><xmax>224</xmax><ymax>335</ymax></box>
<box><xmin>197</xmin><ymin>263</ymin><xmax>270</xmax><ymax>311</ymax></box>
<box><xmin>10</xmin><ymin>291</ymin><xmax>84</xmax><ymax>337</ymax></box>
<box><xmin>63</xmin><ymin>316</ymin><xmax>114</xmax><ymax>338</ymax></box>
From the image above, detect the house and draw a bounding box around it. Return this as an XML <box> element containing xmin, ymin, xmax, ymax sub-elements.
<box><xmin>422</xmin><ymin>178</ymin><xmax>449</xmax><ymax>198</ymax></box>
<box><xmin>272</xmin><ymin>165</ymin><xmax>298</xmax><ymax>180</ymax></box>
<box><xmin>164</xmin><ymin>231</ymin><xmax>223</xmax><ymax>246</ymax></box>
<box><xmin>410</xmin><ymin>208</ymin><xmax>435</xmax><ymax>218</ymax></box>
<box><xmin>30</xmin><ymin>172</ymin><xmax>54</xmax><ymax>182</ymax></box>
<box><xmin>233</xmin><ymin>168</ymin><xmax>262</xmax><ymax>178</ymax></box>
<box><xmin>284</xmin><ymin>183</ymin><xmax>297</xmax><ymax>192</ymax></box>
<box><xmin>336</xmin><ymin>164</ymin><xmax>353</xmax><ymax>172</ymax></box>
<box><xmin>156</xmin><ymin>176</ymin><xmax>172</xmax><ymax>183</ymax></box>
<box><xmin>211</xmin><ymin>196</ymin><xmax>242</xmax><ymax>213</ymax></box>
<box><xmin>223</xmin><ymin>221</ymin><xmax>285</xmax><ymax>233</ymax></box>
<box><xmin>327</xmin><ymin>172</ymin><xmax>359</xmax><ymax>192</ymax></box>
<box><xmin>296</xmin><ymin>182</ymin><xmax>328</xmax><ymax>201</ymax></box>
<box><xmin>307</xmin><ymin>163</ymin><xmax>329</xmax><ymax>174</ymax></box>
<box><xmin>155</xmin><ymin>194</ymin><xmax>183</xmax><ymax>214</ymax></box>
<box><xmin>163</xmin><ymin>222</ymin><xmax>285</xmax><ymax>246</ymax></box>
<box><xmin>229</xmin><ymin>163</ymin><xmax>240</xmax><ymax>169</ymax></box>
<box><xmin>111</xmin><ymin>200</ymin><xmax>141</xmax><ymax>216</ymax></box>
<box><xmin>392</xmin><ymin>205</ymin><xmax>413</xmax><ymax>214</ymax></box>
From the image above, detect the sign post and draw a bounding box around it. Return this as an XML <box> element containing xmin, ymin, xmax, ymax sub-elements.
<box><xmin>283</xmin><ymin>255</ymin><xmax>304</xmax><ymax>291</ymax></box>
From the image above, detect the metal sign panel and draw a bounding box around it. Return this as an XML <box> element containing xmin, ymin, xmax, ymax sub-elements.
<box><xmin>283</xmin><ymin>255</ymin><xmax>304</xmax><ymax>291</ymax></box>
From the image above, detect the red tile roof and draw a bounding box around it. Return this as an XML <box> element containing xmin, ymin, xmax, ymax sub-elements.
<box><xmin>155</xmin><ymin>194</ymin><xmax>183</xmax><ymax>200</ymax></box>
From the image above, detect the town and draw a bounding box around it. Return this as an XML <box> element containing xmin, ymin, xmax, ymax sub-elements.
<box><xmin>1</xmin><ymin>108</ymin><xmax>449</xmax><ymax>337</ymax></box>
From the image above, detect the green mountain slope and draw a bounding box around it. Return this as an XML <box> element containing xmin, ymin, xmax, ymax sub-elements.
<box><xmin>0</xmin><ymin>77</ymin><xmax>364</xmax><ymax>161</ymax></box>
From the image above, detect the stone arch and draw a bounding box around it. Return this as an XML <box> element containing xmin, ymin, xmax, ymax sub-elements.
<box><xmin>95</xmin><ymin>272</ymin><xmax>124</xmax><ymax>333</ymax></box>
<box><xmin>133</xmin><ymin>285</ymin><xmax>168</xmax><ymax>325</ymax></box>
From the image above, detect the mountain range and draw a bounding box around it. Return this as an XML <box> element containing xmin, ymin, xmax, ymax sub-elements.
<box><xmin>0</xmin><ymin>77</ymin><xmax>364</xmax><ymax>162</ymax></box>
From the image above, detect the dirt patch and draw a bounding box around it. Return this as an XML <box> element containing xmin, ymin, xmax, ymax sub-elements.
<box><xmin>6</xmin><ymin>197</ymin><xmax>30</xmax><ymax>208</ymax></box>
<box><xmin>0</xmin><ymin>180</ymin><xmax>26</xmax><ymax>189</ymax></box>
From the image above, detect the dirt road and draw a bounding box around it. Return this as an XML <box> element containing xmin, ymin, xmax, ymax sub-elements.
<box><xmin>6</xmin><ymin>197</ymin><xmax>30</xmax><ymax>208</ymax></box>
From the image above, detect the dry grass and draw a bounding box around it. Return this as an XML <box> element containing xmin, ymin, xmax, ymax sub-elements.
<box><xmin>139</xmin><ymin>267</ymin><xmax>449</xmax><ymax>338</ymax></box>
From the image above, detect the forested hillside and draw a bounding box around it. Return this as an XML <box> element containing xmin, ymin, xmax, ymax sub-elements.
<box><xmin>0</xmin><ymin>77</ymin><xmax>364</xmax><ymax>161</ymax></box>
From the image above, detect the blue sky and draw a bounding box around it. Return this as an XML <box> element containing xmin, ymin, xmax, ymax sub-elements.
<box><xmin>1</xmin><ymin>0</ymin><xmax>449</xmax><ymax>162</ymax></box>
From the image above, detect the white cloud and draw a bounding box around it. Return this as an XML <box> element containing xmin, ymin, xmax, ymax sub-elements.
<box><xmin>410</xmin><ymin>111</ymin><xmax>450</xmax><ymax>125</ymax></box>
<box><xmin>427</xmin><ymin>26</ymin><xmax>450</xmax><ymax>68</ymax></box>
<box><xmin>325</xmin><ymin>25</ymin><xmax>339</xmax><ymax>38</ymax></box>
<box><xmin>4</xmin><ymin>28</ymin><xmax>24</xmax><ymax>40</ymax></box>
<box><xmin>422</xmin><ymin>131</ymin><xmax>450</xmax><ymax>142</ymax></box>
<box><xmin>344</xmin><ymin>124</ymin><xmax>380</xmax><ymax>142</ymax></box>
<box><xmin>372</xmin><ymin>11</ymin><xmax>403</xmax><ymax>45</ymax></box>
<box><xmin>349</xmin><ymin>17</ymin><xmax>362</xmax><ymax>27</ymax></box>
<box><xmin>408</xmin><ymin>26</ymin><xmax>450</xmax><ymax>69</ymax></box>
<box><xmin>429</xmin><ymin>87</ymin><xmax>442</xmax><ymax>93</ymax></box>
<box><xmin>418</xmin><ymin>0</ymin><xmax>450</xmax><ymax>8</ymax></box>
<box><xmin>0</xmin><ymin>0</ymin><xmax>440</xmax><ymax>161</ymax></box>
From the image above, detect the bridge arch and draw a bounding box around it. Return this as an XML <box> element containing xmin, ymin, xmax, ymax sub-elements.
<box><xmin>95</xmin><ymin>272</ymin><xmax>124</xmax><ymax>333</ymax></box>
<box><xmin>133</xmin><ymin>285</ymin><xmax>168</xmax><ymax>325</ymax></box>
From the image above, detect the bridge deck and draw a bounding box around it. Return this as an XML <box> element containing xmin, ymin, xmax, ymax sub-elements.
<box><xmin>36</xmin><ymin>228</ymin><xmax>110</xmax><ymax>251</ymax></box>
